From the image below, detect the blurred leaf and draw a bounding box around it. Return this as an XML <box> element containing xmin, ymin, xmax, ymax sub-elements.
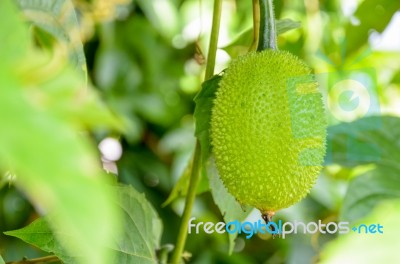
<box><xmin>194</xmin><ymin>74</ymin><xmax>222</xmax><ymax>165</ymax></box>
<box><xmin>23</xmin><ymin>59</ymin><xmax>123</xmax><ymax>130</ymax></box>
<box><xmin>97</xmin><ymin>16</ymin><xmax>188</xmax><ymax>130</ymax></box>
<box><xmin>276</xmin><ymin>19</ymin><xmax>302</xmax><ymax>34</ymax></box>
<box><xmin>6</xmin><ymin>185</ymin><xmax>163</xmax><ymax>264</ymax></box>
<box><xmin>320</xmin><ymin>200</ymin><xmax>400</xmax><ymax>264</ymax></box>
<box><xmin>135</xmin><ymin>0</ymin><xmax>179</xmax><ymax>37</ymax></box>
<box><xmin>0</xmin><ymin>255</ymin><xmax>4</xmax><ymax>264</ymax></box>
<box><xmin>391</xmin><ymin>70</ymin><xmax>400</xmax><ymax>85</ymax></box>
<box><xmin>94</xmin><ymin>45</ymin><xmax>143</xmax><ymax>142</ymax></box>
<box><xmin>162</xmin><ymin>166</ymin><xmax>190</xmax><ymax>207</ymax></box>
<box><xmin>223</xmin><ymin>19</ymin><xmax>301</xmax><ymax>58</ymax></box>
<box><xmin>340</xmin><ymin>168</ymin><xmax>400</xmax><ymax>222</ymax></box>
<box><xmin>16</xmin><ymin>0</ymin><xmax>87</xmax><ymax>77</ymax></box>
<box><xmin>0</xmin><ymin>0</ymin><xmax>30</xmax><ymax>64</ymax></box>
<box><xmin>0</xmin><ymin>1</ymin><xmax>121</xmax><ymax>263</ymax></box>
<box><xmin>345</xmin><ymin>0</ymin><xmax>400</xmax><ymax>55</ymax></box>
<box><xmin>207</xmin><ymin>159</ymin><xmax>251</xmax><ymax>255</ymax></box>
<box><xmin>0</xmin><ymin>68</ymin><xmax>119</xmax><ymax>263</ymax></box>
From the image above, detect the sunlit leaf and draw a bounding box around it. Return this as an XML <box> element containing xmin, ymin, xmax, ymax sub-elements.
<box><xmin>0</xmin><ymin>255</ymin><xmax>4</xmax><ymax>264</ymax></box>
<box><xmin>344</xmin><ymin>0</ymin><xmax>400</xmax><ymax>55</ymax></box>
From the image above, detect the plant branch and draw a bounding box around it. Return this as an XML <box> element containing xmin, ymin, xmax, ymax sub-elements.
<box><xmin>257</xmin><ymin>0</ymin><xmax>277</xmax><ymax>51</ymax></box>
<box><xmin>170</xmin><ymin>0</ymin><xmax>222</xmax><ymax>263</ymax></box>
<box><xmin>6</xmin><ymin>255</ymin><xmax>60</xmax><ymax>264</ymax></box>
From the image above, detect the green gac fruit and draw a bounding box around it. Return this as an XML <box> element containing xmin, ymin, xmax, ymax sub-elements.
<box><xmin>211</xmin><ymin>49</ymin><xmax>327</xmax><ymax>214</ymax></box>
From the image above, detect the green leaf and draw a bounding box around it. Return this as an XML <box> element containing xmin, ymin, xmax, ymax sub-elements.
<box><xmin>326</xmin><ymin>116</ymin><xmax>400</xmax><ymax>222</ymax></box>
<box><xmin>391</xmin><ymin>70</ymin><xmax>400</xmax><ymax>85</ymax></box>
<box><xmin>110</xmin><ymin>185</ymin><xmax>163</xmax><ymax>263</ymax></box>
<box><xmin>223</xmin><ymin>19</ymin><xmax>301</xmax><ymax>58</ymax></box>
<box><xmin>320</xmin><ymin>200</ymin><xmax>400</xmax><ymax>264</ymax></box>
<box><xmin>15</xmin><ymin>0</ymin><xmax>87</xmax><ymax>77</ymax></box>
<box><xmin>340</xmin><ymin>168</ymin><xmax>400</xmax><ymax>222</ymax></box>
<box><xmin>344</xmin><ymin>0</ymin><xmax>400</xmax><ymax>55</ymax></box>
<box><xmin>5</xmin><ymin>218</ymin><xmax>78</xmax><ymax>263</ymax></box>
<box><xmin>0</xmin><ymin>0</ymin><xmax>30</xmax><ymax>64</ymax></box>
<box><xmin>207</xmin><ymin>159</ymin><xmax>251</xmax><ymax>254</ymax></box>
<box><xmin>5</xmin><ymin>185</ymin><xmax>163</xmax><ymax>264</ymax></box>
<box><xmin>325</xmin><ymin>116</ymin><xmax>400</xmax><ymax>169</ymax></box>
<box><xmin>194</xmin><ymin>74</ymin><xmax>223</xmax><ymax>165</ymax></box>
<box><xmin>276</xmin><ymin>19</ymin><xmax>302</xmax><ymax>35</ymax></box>
<box><xmin>34</xmin><ymin>64</ymin><xmax>124</xmax><ymax>130</ymax></box>
<box><xmin>0</xmin><ymin>255</ymin><xmax>4</xmax><ymax>264</ymax></box>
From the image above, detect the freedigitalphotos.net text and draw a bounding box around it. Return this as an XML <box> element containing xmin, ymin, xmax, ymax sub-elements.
<box><xmin>188</xmin><ymin>217</ymin><xmax>383</xmax><ymax>239</ymax></box>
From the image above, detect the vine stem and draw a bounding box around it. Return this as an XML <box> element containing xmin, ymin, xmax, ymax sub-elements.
<box><xmin>6</xmin><ymin>255</ymin><xmax>60</xmax><ymax>264</ymax></box>
<box><xmin>170</xmin><ymin>0</ymin><xmax>222</xmax><ymax>263</ymax></box>
<box><xmin>204</xmin><ymin>0</ymin><xmax>223</xmax><ymax>80</ymax></box>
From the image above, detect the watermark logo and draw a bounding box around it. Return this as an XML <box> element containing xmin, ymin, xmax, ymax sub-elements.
<box><xmin>188</xmin><ymin>217</ymin><xmax>383</xmax><ymax>239</ymax></box>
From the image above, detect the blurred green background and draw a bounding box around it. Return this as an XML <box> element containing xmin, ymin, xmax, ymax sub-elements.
<box><xmin>1</xmin><ymin>0</ymin><xmax>400</xmax><ymax>263</ymax></box>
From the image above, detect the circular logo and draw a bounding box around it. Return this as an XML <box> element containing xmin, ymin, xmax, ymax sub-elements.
<box><xmin>328</xmin><ymin>79</ymin><xmax>370</xmax><ymax>122</ymax></box>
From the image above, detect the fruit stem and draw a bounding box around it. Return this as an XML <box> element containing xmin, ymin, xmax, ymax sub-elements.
<box><xmin>170</xmin><ymin>0</ymin><xmax>222</xmax><ymax>263</ymax></box>
<box><xmin>261</xmin><ymin>211</ymin><xmax>275</xmax><ymax>223</ymax></box>
<box><xmin>257</xmin><ymin>0</ymin><xmax>277</xmax><ymax>51</ymax></box>
<box><xmin>262</xmin><ymin>211</ymin><xmax>276</xmax><ymax>235</ymax></box>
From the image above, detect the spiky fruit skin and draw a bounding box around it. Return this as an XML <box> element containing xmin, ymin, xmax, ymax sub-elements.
<box><xmin>211</xmin><ymin>50</ymin><xmax>327</xmax><ymax>212</ymax></box>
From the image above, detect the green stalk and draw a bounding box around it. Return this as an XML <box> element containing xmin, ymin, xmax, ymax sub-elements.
<box><xmin>170</xmin><ymin>0</ymin><xmax>222</xmax><ymax>263</ymax></box>
<box><xmin>250</xmin><ymin>0</ymin><xmax>260</xmax><ymax>51</ymax></box>
<box><xmin>257</xmin><ymin>0</ymin><xmax>277</xmax><ymax>51</ymax></box>
<box><xmin>204</xmin><ymin>0</ymin><xmax>223</xmax><ymax>80</ymax></box>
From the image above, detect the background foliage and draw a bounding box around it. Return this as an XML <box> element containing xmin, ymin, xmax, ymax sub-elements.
<box><xmin>1</xmin><ymin>0</ymin><xmax>400</xmax><ymax>263</ymax></box>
